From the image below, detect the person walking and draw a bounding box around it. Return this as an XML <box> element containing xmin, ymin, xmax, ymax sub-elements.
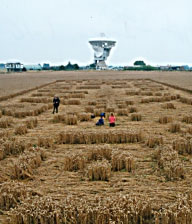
<box><xmin>53</xmin><ymin>95</ymin><xmax>60</xmax><ymax>114</ymax></box>
<box><xmin>109</xmin><ymin>113</ymin><xmax>116</xmax><ymax>127</ymax></box>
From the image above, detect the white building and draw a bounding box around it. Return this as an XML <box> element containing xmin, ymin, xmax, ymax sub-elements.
<box><xmin>24</xmin><ymin>64</ymin><xmax>42</xmax><ymax>71</ymax></box>
<box><xmin>6</xmin><ymin>62</ymin><xmax>23</xmax><ymax>72</ymax></box>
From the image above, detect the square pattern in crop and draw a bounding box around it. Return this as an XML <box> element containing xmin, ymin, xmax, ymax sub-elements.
<box><xmin>0</xmin><ymin>78</ymin><xmax>192</xmax><ymax>224</ymax></box>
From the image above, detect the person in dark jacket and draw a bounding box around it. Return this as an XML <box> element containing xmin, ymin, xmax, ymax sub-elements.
<box><xmin>53</xmin><ymin>95</ymin><xmax>60</xmax><ymax>114</ymax></box>
<box><xmin>96</xmin><ymin>116</ymin><xmax>104</xmax><ymax>126</ymax></box>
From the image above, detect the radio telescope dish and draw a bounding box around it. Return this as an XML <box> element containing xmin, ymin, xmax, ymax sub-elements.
<box><xmin>89</xmin><ymin>38</ymin><xmax>116</xmax><ymax>69</ymax></box>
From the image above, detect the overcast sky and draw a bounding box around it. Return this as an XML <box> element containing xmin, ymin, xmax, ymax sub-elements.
<box><xmin>1</xmin><ymin>0</ymin><xmax>192</xmax><ymax>66</ymax></box>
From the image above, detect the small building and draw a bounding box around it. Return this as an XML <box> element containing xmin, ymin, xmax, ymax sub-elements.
<box><xmin>6</xmin><ymin>62</ymin><xmax>23</xmax><ymax>72</ymax></box>
<box><xmin>180</xmin><ymin>65</ymin><xmax>189</xmax><ymax>71</ymax></box>
<box><xmin>170</xmin><ymin>66</ymin><xmax>180</xmax><ymax>71</ymax></box>
<box><xmin>43</xmin><ymin>63</ymin><xmax>50</xmax><ymax>70</ymax></box>
<box><xmin>0</xmin><ymin>64</ymin><xmax>5</xmax><ymax>70</ymax></box>
<box><xmin>96</xmin><ymin>61</ymin><xmax>107</xmax><ymax>70</ymax></box>
<box><xmin>24</xmin><ymin>64</ymin><xmax>42</xmax><ymax>71</ymax></box>
<box><xmin>159</xmin><ymin>66</ymin><xmax>171</xmax><ymax>71</ymax></box>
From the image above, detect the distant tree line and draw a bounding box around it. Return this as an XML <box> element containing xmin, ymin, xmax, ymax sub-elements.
<box><xmin>48</xmin><ymin>62</ymin><xmax>80</xmax><ymax>71</ymax></box>
<box><xmin>124</xmin><ymin>60</ymin><xmax>159</xmax><ymax>71</ymax></box>
<box><xmin>134</xmin><ymin>61</ymin><xmax>146</xmax><ymax>66</ymax></box>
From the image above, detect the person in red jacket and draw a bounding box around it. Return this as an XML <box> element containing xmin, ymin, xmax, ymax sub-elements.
<box><xmin>109</xmin><ymin>113</ymin><xmax>116</xmax><ymax>127</ymax></box>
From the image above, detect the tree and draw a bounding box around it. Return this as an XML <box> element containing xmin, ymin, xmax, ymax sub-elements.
<box><xmin>134</xmin><ymin>61</ymin><xmax>146</xmax><ymax>66</ymax></box>
<box><xmin>59</xmin><ymin>65</ymin><xmax>65</xmax><ymax>70</ymax></box>
<box><xmin>65</xmin><ymin>62</ymin><xmax>80</xmax><ymax>70</ymax></box>
<box><xmin>73</xmin><ymin>64</ymin><xmax>79</xmax><ymax>70</ymax></box>
<box><xmin>89</xmin><ymin>63</ymin><xmax>96</xmax><ymax>69</ymax></box>
<box><xmin>65</xmin><ymin>62</ymin><xmax>73</xmax><ymax>70</ymax></box>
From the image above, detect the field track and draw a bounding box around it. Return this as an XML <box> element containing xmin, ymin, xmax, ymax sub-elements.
<box><xmin>0</xmin><ymin>70</ymin><xmax>192</xmax><ymax>97</ymax></box>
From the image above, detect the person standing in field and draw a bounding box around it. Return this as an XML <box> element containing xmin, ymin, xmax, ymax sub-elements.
<box><xmin>53</xmin><ymin>95</ymin><xmax>60</xmax><ymax>114</ymax></box>
<box><xmin>109</xmin><ymin>113</ymin><xmax>116</xmax><ymax>127</ymax></box>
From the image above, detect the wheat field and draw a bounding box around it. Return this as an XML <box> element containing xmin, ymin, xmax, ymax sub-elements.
<box><xmin>0</xmin><ymin>71</ymin><xmax>192</xmax><ymax>223</ymax></box>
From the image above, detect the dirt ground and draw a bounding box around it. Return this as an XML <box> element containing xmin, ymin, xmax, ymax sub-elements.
<box><xmin>0</xmin><ymin>70</ymin><xmax>192</xmax><ymax>97</ymax></box>
<box><xmin>0</xmin><ymin>72</ymin><xmax>192</xmax><ymax>223</ymax></box>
